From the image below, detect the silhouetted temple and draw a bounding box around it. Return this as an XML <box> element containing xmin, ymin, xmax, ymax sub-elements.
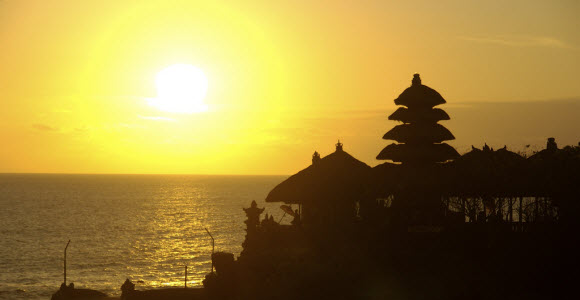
<box><xmin>377</xmin><ymin>74</ymin><xmax>459</xmax><ymax>164</ymax></box>
<box><xmin>231</xmin><ymin>75</ymin><xmax>580</xmax><ymax>300</ymax></box>
<box><xmin>373</xmin><ymin>75</ymin><xmax>460</xmax><ymax>226</ymax></box>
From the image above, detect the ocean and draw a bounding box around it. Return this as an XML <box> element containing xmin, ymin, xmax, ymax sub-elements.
<box><xmin>0</xmin><ymin>174</ymin><xmax>288</xmax><ymax>300</ymax></box>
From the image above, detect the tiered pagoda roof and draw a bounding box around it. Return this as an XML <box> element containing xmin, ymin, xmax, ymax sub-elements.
<box><xmin>377</xmin><ymin>74</ymin><xmax>459</xmax><ymax>164</ymax></box>
<box><xmin>388</xmin><ymin>107</ymin><xmax>449</xmax><ymax>123</ymax></box>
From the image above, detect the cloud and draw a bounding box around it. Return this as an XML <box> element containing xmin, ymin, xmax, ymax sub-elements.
<box><xmin>459</xmin><ymin>35</ymin><xmax>574</xmax><ymax>49</ymax></box>
<box><xmin>32</xmin><ymin>124</ymin><xmax>58</xmax><ymax>132</ymax></box>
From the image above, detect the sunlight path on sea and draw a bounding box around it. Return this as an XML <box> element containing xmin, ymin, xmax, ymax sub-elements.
<box><xmin>0</xmin><ymin>174</ymin><xmax>287</xmax><ymax>300</ymax></box>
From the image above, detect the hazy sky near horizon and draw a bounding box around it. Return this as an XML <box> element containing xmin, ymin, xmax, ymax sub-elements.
<box><xmin>0</xmin><ymin>0</ymin><xmax>579</xmax><ymax>174</ymax></box>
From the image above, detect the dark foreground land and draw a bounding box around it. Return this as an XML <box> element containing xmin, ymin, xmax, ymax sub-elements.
<box><xmin>220</xmin><ymin>223</ymin><xmax>577</xmax><ymax>300</ymax></box>
<box><xmin>50</xmin><ymin>198</ymin><xmax>579</xmax><ymax>300</ymax></box>
<box><xmin>52</xmin><ymin>230</ymin><xmax>577</xmax><ymax>300</ymax></box>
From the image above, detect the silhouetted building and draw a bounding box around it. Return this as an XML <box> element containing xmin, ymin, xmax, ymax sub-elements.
<box><xmin>374</xmin><ymin>74</ymin><xmax>460</xmax><ymax>227</ymax></box>
<box><xmin>377</xmin><ymin>74</ymin><xmax>459</xmax><ymax>164</ymax></box>
<box><xmin>266</xmin><ymin>141</ymin><xmax>371</xmax><ymax>229</ymax></box>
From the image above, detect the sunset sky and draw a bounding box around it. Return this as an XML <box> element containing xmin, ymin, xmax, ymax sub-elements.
<box><xmin>0</xmin><ymin>0</ymin><xmax>578</xmax><ymax>174</ymax></box>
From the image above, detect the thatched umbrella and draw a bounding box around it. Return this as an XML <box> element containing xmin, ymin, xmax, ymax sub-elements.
<box><xmin>265</xmin><ymin>141</ymin><xmax>372</xmax><ymax>226</ymax></box>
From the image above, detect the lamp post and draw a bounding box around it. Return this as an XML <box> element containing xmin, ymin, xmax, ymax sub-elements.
<box><xmin>64</xmin><ymin>240</ymin><xmax>71</xmax><ymax>285</ymax></box>
<box><xmin>204</xmin><ymin>228</ymin><xmax>214</xmax><ymax>273</ymax></box>
<box><xmin>184</xmin><ymin>265</ymin><xmax>188</xmax><ymax>288</ymax></box>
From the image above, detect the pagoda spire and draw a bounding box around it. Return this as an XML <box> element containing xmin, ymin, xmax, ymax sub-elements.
<box><xmin>335</xmin><ymin>140</ymin><xmax>343</xmax><ymax>152</ymax></box>
<box><xmin>377</xmin><ymin>74</ymin><xmax>459</xmax><ymax>164</ymax></box>
<box><xmin>412</xmin><ymin>73</ymin><xmax>421</xmax><ymax>86</ymax></box>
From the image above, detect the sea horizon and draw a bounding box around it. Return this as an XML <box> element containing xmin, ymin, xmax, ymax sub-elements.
<box><xmin>0</xmin><ymin>173</ymin><xmax>292</xmax><ymax>176</ymax></box>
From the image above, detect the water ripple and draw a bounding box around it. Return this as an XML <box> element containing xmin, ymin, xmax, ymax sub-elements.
<box><xmin>0</xmin><ymin>174</ymin><xmax>289</xmax><ymax>300</ymax></box>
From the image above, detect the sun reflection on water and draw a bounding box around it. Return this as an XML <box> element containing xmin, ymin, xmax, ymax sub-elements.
<box><xmin>0</xmin><ymin>175</ymin><xmax>288</xmax><ymax>298</ymax></box>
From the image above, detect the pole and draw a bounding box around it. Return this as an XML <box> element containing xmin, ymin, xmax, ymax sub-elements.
<box><xmin>278</xmin><ymin>212</ymin><xmax>286</xmax><ymax>223</ymax></box>
<box><xmin>461</xmin><ymin>197</ymin><xmax>466</xmax><ymax>222</ymax></box>
<box><xmin>184</xmin><ymin>265</ymin><xmax>188</xmax><ymax>288</ymax></box>
<box><xmin>519</xmin><ymin>197</ymin><xmax>523</xmax><ymax>231</ymax></box>
<box><xmin>64</xmin><ymin>240</ymin><xmax>71</xmax><ymax>285</ymax></box>
<box><xmin>204</xmin><ymin>228</ymin><xmax>214</xmax><ymax>273</ymax></box>
<box><xmin>509</xmin><ymin>197</ymin><xmax>513</xmax><ymax>223</ymax></box>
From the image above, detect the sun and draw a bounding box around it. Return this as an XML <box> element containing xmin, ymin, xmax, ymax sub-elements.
<box><xmin>149</xmin><ymin>64</ymin><xmax>209</xmax><ymax>113</ymax></box>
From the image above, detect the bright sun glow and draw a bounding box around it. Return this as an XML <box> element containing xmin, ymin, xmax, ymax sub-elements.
<box><xmin>149</xmin><ymin>64</ymin><xmax>209</xmax><ymax>113</ymax></box>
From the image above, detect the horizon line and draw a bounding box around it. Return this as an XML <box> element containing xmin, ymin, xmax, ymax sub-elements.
<box><xmin>0</xmin><ymin>172</ymin><xmax>291</xmax><ymax>176</ymax></box>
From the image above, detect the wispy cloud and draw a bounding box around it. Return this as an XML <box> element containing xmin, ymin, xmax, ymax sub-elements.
<box><xmin>138</xmin><ymin>115</ymin><xmax>175</xmax><ymax>122</ymax></box>
<box><xmin>459</xmin><ymin>35</ymin><xmax>574</xmax><ymax>49</ymax></box>
<box><xmin>32</xmin><ymin>124</ymin><xmax>59</xmax><ymax>132</ymax></box>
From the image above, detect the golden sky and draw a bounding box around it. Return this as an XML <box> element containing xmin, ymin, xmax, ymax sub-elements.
<box><xmin>0</xmin><ymin>0</ymin><xmax>579</xmax><ymax>174</ymax></box>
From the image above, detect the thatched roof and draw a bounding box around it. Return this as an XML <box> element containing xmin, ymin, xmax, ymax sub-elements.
<box><xmin>448</xmin><ymin>145</ymin><xmax>528</xmax><ymax>196</ymax></box>
<box><xmin>265</xmin><ymin>147</ymin><xmax>372</xmax><ymax>204</ymax></box>
<box><xmin>376</xmin><ymin>143</ymin><xmax>459</xmax><ymax>163</ymax></box>
<box><xmin>388</xmin><ymin>107</ymin><xmax>450</xmax><ymax>123</ymax></box>
<box><xmin>526</xmin><ymin>143</ymin><xmax>580</xmax><ymax>195</ymax></box>
<box><xmin>382</xmin><ymin>123</ymin><xmax>455</xmax><ymax>144</ymax></box>
<box><xmin>394</xmin><ymin>74</ymin><xmax>446</xmax><ymax>108</ymax></box>
<box><xmin>373</xmin><ymin>142</ymin><xmax>580</xmax><ymax>198</ymax></box>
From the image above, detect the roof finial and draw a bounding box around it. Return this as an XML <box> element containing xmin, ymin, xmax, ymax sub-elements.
<box><xmin>312</xmin><ymin>151</ymin><xmax>321</xmax><ymax>165</ymax></box>
<box><xmin>547</xmin><ymin>137</ymin><xmax>557</xmax><ymax>152</ymax></box>
<box><xmin>412</xmin><ymin>73</ymin><xmax>421</xmax><ymax>86</ymax></box>
<box><xmin>336</xmin><ymin>140</ymin><xmax>343</xmax><ymax>152</ymax></box>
